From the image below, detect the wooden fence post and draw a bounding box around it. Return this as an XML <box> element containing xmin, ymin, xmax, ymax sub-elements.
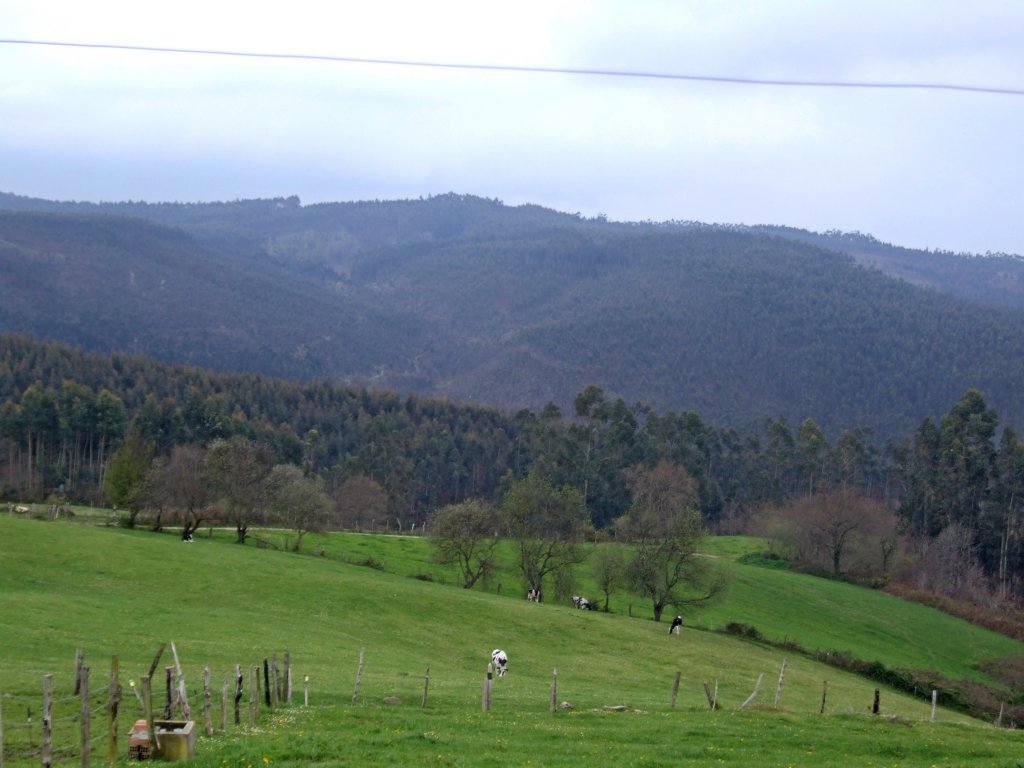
<box><xmin>275</xmin><ymin>655</ymin><xmax>282</xmax><ymax>706</ymax></box>
<box><xmin>171</xmin><ymin>642</ymin><xmax>190</xmax><ymax>720</ymax></box>
<box><xmin>774</xmin><ymin>659</ymin><xmax>788</xmax><ymax>709</ymax></box>
<box><xmin>872</xmin><ymin>688</ymin><xmax>880</xmax><ymax>715</ymax></box>
<box><xmin>738</xmin><ymin>673</ymin><xmax>764</xmax><ymax>711</ymax></box>
<box><xmin>233</xmin><ymin>665</ymin><xmax>242</xmax><ymax>726</ymax></box>
<box><xmin>702</xmin><ymin>681</ymin><xmax>716</xmax><ymax>710</ymax></box>
<box><xmin>42</xmin><ymin>674</ymin><xmax>53</xmax><ymax>768</ymax></box>
<box><xmin>303</xmin><ymin>676</ymin><xmax>309</xmax><ymax>708</ymax></box>
<box><xmin>272</xmin><ymin>654</ymin><xmax>281</xmax><ymax>708</ymax></box>
<box><xmin>203</xmin><ymin>665</ymin><xmax>213</xmax><ymax>736</ymax></box>
<box><xmin>164</xmin><ymin>666</ymin><xmax>175</xmax><ymax>719</ymax></box>
<box><xmin>549</xmin><ymin>669</ymin><xmax>558</xmax><ymax>713</ymax></box>
<box><xmin>671</xmin><ymin>671</ymin><xmax>682</xmax><ymax>709</ymax></box>
<box><xmin>80</xmin><ymin>664</ymin><xmax>90</xmax><ymax>768</ymax></box>
<box><xmin>108</xmin><ymin>655</ymin><xmax>121</xmax><ymax>766</ymax></box>
<box><xmin>74</xmin><ymin>649</ymin><xmax>84</xmax><ymax>695</ymax></box>
<box><xmin>254</xmin><ymin>666</ymin><xmax>261</xmax><ymax>720</ymax></box>
<box><xmin>422</xmin><ymin>667</ymin><xmax>430</xmax><ymax>708</ymax></box>
<box><xmin>930</xmin><ymin>690</ymin><xmax>937</xmax><ymax>722</ymax></box>
<box><xmin>352</xmin><ymin>649</ymin><xmax>365</xmax><ymax>705</ymax></box>
<box><xmin>482</xmin><ymin>664</ymin><xmax>493</xmax><ymax>712</ymax></box>
<box><xmin>220</xmin><ymin>675</ymin><xmax>228</xmax><ymax>733</ymax></box>
<box><xmin>248</xmin><ymin>667</ymin><xmax>257</xmax><ymax>728</ymax></box>
<box><xmin>284</xmin><ymin>653</ymin><xmax>292</xmax><ymax>706</ymax></box>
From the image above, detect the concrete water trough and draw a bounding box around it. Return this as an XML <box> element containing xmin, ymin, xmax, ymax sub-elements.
<box><xmin>153</xmin><ymin>719</ymin><xmax>196</xmax><ymax>761</ymax></box>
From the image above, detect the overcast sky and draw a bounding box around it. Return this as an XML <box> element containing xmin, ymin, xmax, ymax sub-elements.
<box><xmin>3</xmin><ymin>0</ymin><xmax>1023</xmax><ymax>255</ymax></box>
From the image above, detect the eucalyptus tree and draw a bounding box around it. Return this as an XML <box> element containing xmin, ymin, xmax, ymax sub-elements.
<box><xmin>989</xmin><ymin>427</ymin><xmax>1024</xmax><ymax>598</ymax></box>
<box><xmin>796</xmin><ymin>418</ymin><xmax>829</xmax><ymax>497</ymax></box>
<box><xmin>567</xmin><ymin>385</ymin><xmax>647</xmax><ymax>528</ymax></box>
<box><xmin>103</xmin><ymin>428</ymin><xmax>155</xmax><ymax>527</ymax></box>
<box><xmin>935</xmin><ymin>389</ymin><xmax>997</xmax><ymax>533</ymax></box>
<box><xmin>896</xmin><ymin>416</ymin><xmax>942</xmax><ymax>538</ymax></box>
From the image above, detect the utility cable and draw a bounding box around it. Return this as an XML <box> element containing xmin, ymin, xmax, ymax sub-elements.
<box><xmin>2</xmin><ymin>38</ymin><xmax>1022</xmax><ymax>96</ymax></box>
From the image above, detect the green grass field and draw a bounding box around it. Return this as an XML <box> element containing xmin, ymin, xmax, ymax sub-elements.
<box><xmin>1</xmin><ymin>514</ymin><xmax>1022</xmax><ymax>766</ymax></box>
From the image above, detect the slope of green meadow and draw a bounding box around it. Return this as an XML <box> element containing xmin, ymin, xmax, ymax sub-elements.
<box><xmin>1</xmin><ymin>516</ymin><xmax>1022</xmax><ymax>767</ymax></box>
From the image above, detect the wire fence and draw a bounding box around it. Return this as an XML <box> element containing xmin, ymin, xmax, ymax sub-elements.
<box><xmin>1</xmin><ymin>647</ymin><xmax>296</xmax><ymax>767</ymax></box>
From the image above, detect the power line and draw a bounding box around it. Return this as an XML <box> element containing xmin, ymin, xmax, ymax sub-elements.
<box><xmin>3</xmin><ymin>37</ymin><xmax>1023</xmax><ymax>96</ymax></box>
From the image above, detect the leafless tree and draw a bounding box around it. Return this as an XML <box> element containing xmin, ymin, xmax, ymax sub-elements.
<box><xmin>619</xmin><ymin>461</ymin><xmax>728</xmax><ymax>621</ymax></box>
<box><xmin>331</xmin><ymin>473</ymin><xmax>389</xmax><ymax>531</ymax></box>
<box><xmin>429</xmin><ymin>498</ymin><xmax>501</xmax><ymax>589</ymax></box>
<box><xmin>265</xmin><ymin>464</ymin><xmax>333</xmax><ymax>551</ymax></box>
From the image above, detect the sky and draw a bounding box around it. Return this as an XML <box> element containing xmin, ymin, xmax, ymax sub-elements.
<box><xmin>2</xmin><ymin>0</ymin><xmax>1023</xmax><ymax>256</ymax></box>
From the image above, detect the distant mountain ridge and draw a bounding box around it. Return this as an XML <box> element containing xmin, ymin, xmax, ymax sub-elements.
<box><xmin>3</xmin><ymin>190</ymin><xmax>1024</xmax><ymax>439</ymax></box>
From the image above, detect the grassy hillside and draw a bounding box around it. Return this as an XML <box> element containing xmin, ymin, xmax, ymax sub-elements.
<box><xmin>255</xmin><ymin>527</ymin><xmax>1024</xmax><ymax>695</ymax></box>
<box><xmin>690</xmin><ymin>551</ymin><xmax>1024</xmax><ymax>685</ymax></box>
<box><xmin>2</xmin><ymin>516</ymin><xmax>1023</xmax><ymax>766</ymax></box>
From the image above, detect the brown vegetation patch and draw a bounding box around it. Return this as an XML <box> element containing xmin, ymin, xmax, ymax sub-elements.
<box><xmin>978</xmin><ymin>656</ymin><xmax>1024</xmax><ymax>696</ymax></box>
<box><xmin>881</xmin><ymin>583</ymin><xmax>1024</xmax><ymax>642</ymax></box>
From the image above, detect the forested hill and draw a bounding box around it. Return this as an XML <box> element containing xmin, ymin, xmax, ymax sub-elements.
<box><xmin>3</xmin><ymin>191</ymin><xmax>1024</xmax><ymax>439</ymax></box>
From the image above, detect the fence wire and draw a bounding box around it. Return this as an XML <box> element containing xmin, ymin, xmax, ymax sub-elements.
<box><xmin>2</xmin><ymin>654</ymin><xmax>293</xmax><ymax>766</ymax></box>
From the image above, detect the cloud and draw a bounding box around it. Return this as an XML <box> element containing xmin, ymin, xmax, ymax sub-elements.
<box><xmin>2</xmin><ymin>0</ymin><xmax>1023</xmax><ymax>254</ymax></box>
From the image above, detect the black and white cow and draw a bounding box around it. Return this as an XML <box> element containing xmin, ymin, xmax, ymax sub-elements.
<box><xmin>491</xmin><ymin>649</ymin><xmax>508</xmax><ymax>677</ymax></box>
<box><xmin>527</xmin><ymin>587</ymin><xmax>542</xmax><ymax>602</ymax></box>
<box><xmin>670</xmin><ymin>615</ymin><xmax>683</xmax><ymax>635</ymax></box>
<box><xmin>572</xmin><ymin>595</ymin><xmax>594</xmax><ymax>610</ymax></box>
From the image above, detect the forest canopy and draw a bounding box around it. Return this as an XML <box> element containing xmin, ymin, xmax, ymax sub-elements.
<box><xmin>2</xmin><ymin>333</ymin><xmax>1022</xmax><ymax>601</ymax></box>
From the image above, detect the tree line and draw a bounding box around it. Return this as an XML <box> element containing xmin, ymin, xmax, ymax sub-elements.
<box><xmin>1</xmin><ymin>333</ymin><xmax>1022</xmax><ymax>604</ymax></box>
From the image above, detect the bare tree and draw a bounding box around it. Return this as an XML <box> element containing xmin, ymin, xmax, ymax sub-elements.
<box><xmin>764</xmin><ymin>487</ymin><xmax>896</xmax><ymax>578</ymax></box>
<box><xmin>591</xmin><ymin>545</ymin><xmax>627</xmax><ymax>612</ymax></box>
<box><xmin>266</xmin><ymin>464</ymin><xmax>333</xmax><ymax>551</ymax></box>
<box><xmin>331</xmin><ymin>473</ymin><xmax>389</xmax><ymax>531</ymax></box>
<box><xmin>620</xmin><ymin>461</ymin><xmax>728</xmax><ymax>621</ymax></box>
<box><xmin>501</xmin><ymin>470</ymin><xmax>589</xmax><ymax>600</ymax></box>
<box><xmin>429</xmin><ymin>499</ymin><xmax>501</xmax><ymax>589</ymax></box>
<box><xmin>151</xmin><ymin>444</ymin><xmax>212</xmax><ymax>540</ymax></box>
<box><xmin>206</xmin><ymin>436</ymin><xmax>273</xmax><ymax>543</ymax></box>
<box><xmin>913</xmin><ymin>522</ymin><xmax>989</xmax><ymax>600</ymax></box>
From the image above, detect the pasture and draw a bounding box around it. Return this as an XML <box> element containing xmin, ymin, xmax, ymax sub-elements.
<box><xmin>1</xmin><ymin>513</ymin><xmax>1022</xmax><ymax>766</ymax></box>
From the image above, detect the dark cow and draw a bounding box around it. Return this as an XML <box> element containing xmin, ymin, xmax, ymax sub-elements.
<box><xmin>670</xmin><ymin>615</ymin><xmax>683</xmax><ymax>635</ymax></box>
<box><xmin>491</xmin><ymin>649</ymin><xmax>508</xmax><ymax>677</ymax></box>
<box><xmin>572</xmin><ymin>595</ymin><xmax>594</xmax><ymax>610</ymax></box>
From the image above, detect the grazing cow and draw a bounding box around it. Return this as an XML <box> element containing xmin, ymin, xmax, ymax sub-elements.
<box><xmin>670</xmin><ymin>615</ymin><xmax>683</xmax><ymax>635</ymax></box>
<box><xmin>527</xmin><ymin>587</ymin><xmax>542</xmax><ymax>602</ymax></box>
<box><xmin>572</xmin><ymin>595</ymin><xmax>594</xmax><ymax>610</ymax></box>
<box><xmin>491</xmin><ymin>649</ymin><xmax>508</xmax><ymax>677</ymax></box>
